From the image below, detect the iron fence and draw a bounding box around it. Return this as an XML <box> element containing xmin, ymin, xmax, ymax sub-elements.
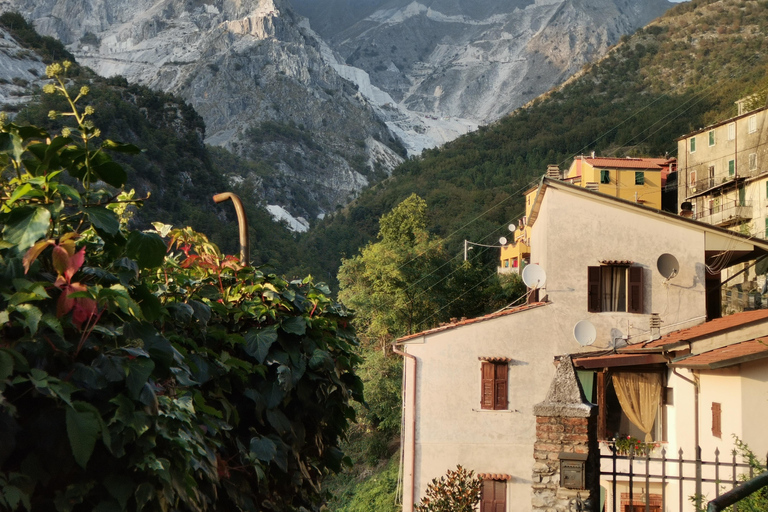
<box><xmin>600</xmin><ymin>444</ymin><xmax>765</xmax><ymax>512</ymax></box>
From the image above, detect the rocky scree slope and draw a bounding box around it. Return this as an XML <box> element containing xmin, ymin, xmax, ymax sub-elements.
<box><xmin>0</xmin><ymin>0</ymin><xmax>405</xmax><ymax>222</ymax></box>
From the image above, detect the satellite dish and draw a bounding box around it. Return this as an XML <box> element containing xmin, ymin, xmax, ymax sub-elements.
<box><xmin>657</xmin><ymin>253</ymin><xmax>679</xmax><ymax>279</ymax></box>
<box><xmin>508</xmin><ymin>224</ymin><xmax>515</xmax><ymax>232</ymax></box>
<box><xmin>499</xmin><ymin>237</ymin><xmax>508</xmax><ymax>246</ymax></box>
<box><xmin>521</xmin><ymin>263</ymin><xmax>546</xmax><ymax>289</ymax></box>
<box><xmin>573</xmin><ymin>320</ymin><xmax>597</xmax><ymax>347</ymax></box>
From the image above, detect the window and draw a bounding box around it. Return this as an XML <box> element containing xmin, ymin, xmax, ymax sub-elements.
<box><xmin>708</xmin><ymin>130</ymin><xmax>715</xmax><ymax>146</ymax></box>
<box><xmin>503</xmin><ymin>259</ymin><xmax>509</xmax><ymax>268</ymax></box>
<box><xmin>729</xmin><ymin>159</ymin><xmax>735</xmax><ymax>176</ymax></box>
<box><xmin>481</xmin><ymin>479</ymin><xmax>506</xmax><ymax>512</ymax></box>
<box><xmin>765</xmin><ymin>181</ymin><xmax>768</xmax><ymax>199</ymax></box>
<box><xmin>748</xmin><ymin>114</ymin><xmax>757</xmax><ymax>133</ymax></box>
<box><xmin>600</xmin><ymin>169</ymin><xmax>610</xmax><ymax>184</ymax></box>
<box><xmin>728</xmin><ymin>122</ymin><xmax>736</xmax><ymax>140</ymax></box>
<box><xmin>749</xmin><ymin>153</ymin><xmax>757</xmax><ymax>171</ymax></box>
<box><xmin>512</xmin><ymin>257</ymin><xmax>518</xmax><ymax>268</ymax></box>
<box><xmin>594</xmin><ymin>370</ymin><xmax>665</xmax><ymax>442</ymax></box>
<box><xmin>689</xmin><ymin>170</ymin><xmax>697</xmax><ymax>187</ymax></box>
<box><xmin>481</xmin><ymin>361</ymin><xmax>508</xmax><ymax>410</ymax></box>
<box><xmin>711</xmin><ymin>402</ymin><xmax>721</xmax><ymax>438</ymax></box>
<box><xmin>635</xmin><ymin>172</ymin><xmax>644</xmax><ymax>185</ymax></box>
<box><xmin>587</xmin><ymin>265</ymin><xmax>644</xmax><ymax>313</ymax></box>
<box><xmin>690</xmin><ymin>137</ymin><xmax>696</xmax><ymax>153</ymax></box>
<box><xmin>764</xmin><ymin>217</ymin><xmax>768</xmax><ymax>238</ymax></box>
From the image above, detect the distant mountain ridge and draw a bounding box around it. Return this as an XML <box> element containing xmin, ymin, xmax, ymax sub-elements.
<box><xmin>0</xmin><ymin>0</ymin><xmax>404</xmax><ymax>222</ymax></box>
<box><xmin>292</xmin><ymin>0</ymin><xmax>674</xmax><ymax>124</ymax></box>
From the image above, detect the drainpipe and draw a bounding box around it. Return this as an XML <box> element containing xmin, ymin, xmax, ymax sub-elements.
<box><xmin>212</xmin><ymin>192</ymin><xmax>250</xmax><ymax>265</ymax></box>
<box><xmin>392</xmin><ymin>343</ymin><xmax>417</xmax><ymax>512</ymax></box>
<box><xmin>673</xmin><ymin>367</ymin><xmax>701</xmax><ymax>502</ymax></box>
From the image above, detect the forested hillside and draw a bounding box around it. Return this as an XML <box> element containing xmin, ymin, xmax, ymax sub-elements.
<box><xmin>301</xmin><ymin>0</ymin><xmax>768</xmax><ymax>285</ymax></box>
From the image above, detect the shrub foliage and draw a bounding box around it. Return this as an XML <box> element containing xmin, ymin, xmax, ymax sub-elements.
<box><xmin>0</xmin><ymin>63</ymin><xmax>362</xmax><ymax>511</ymax></box>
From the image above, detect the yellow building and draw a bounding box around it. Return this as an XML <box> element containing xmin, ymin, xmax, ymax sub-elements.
<box><xmin>565</xmin><ymin>155</ymin><xmax>669</xmax><ymax>209</ymax></box>
<box><xmin>499</xmin><ymin>157</ymin><xmax>672</xmax><ymax>272</ymax></box>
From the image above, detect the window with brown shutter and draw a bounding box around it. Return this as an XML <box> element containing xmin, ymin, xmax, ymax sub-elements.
<box><xmin>481</xmin><ymin>479</ymin><xmax>507</xmax><ymax>512</ymax></box>
<box><xmin>587</xmin><ymin>265</ymin><xmax>644</xmax><ymax>313</ymax></box>
<box><xmin>481</xmin><ymin>361</ymin><xmax>508</xmax><ymax>410</ymax></box>
<box><xmin>712</xmin><ymin>402</ymin><xmax>721</xmax><ymax>438</ymax></box>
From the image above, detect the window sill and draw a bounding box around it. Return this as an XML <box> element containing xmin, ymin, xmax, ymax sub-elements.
<box><xmin>472</xmin><ymin>408</ymin><xmax>520</xmax><ymax>413</ymax></box>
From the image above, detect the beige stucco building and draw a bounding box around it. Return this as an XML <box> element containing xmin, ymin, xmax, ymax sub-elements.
<box><xmin>396</xmin><ymin>178</ymin><xmax>768</xmax><ymax>512</ymax></box>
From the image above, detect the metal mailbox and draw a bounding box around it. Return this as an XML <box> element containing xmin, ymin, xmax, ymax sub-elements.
<box><xmin>559</xmin><ymin>452</ymin><xmax>587</xmax><ymax>490</ymax></box>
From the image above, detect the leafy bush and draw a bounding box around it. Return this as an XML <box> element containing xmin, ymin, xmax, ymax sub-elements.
<box><xmin>414</xmin><ymin>465</ymin><xmax>482</xmax><ymax>512</ymax></box>
<box><xmin>0</xmin><ymin>63</ymin><xmax>363</xmax><ymax>511</ymax></box>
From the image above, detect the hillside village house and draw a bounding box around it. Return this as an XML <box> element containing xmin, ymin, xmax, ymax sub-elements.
<box><xmin>676</xmin><ymin>100</ymin><xmax>768</xmax><ymax>313</ymax></box>
<box><xmin>396</xmin><ymin>178</ymin><xmax>768</xmax><ymax>512</ymax></box>
<box><xmin>499</xmin><ymin>156</ymin><xmax>675</xmax><ymax>274</ymax></box>
<box><xmin>573</xmin><ymin>308</ymin><xmax>768</xmax><ymax>511</ymax></box>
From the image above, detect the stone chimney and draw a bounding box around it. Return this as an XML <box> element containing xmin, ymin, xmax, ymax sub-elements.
<box><xmin>679</xmin><ymin>201</ymin><xmax>693</xmax><ymax>218</ymax></box>
<box><xmin>532</xmin><ymin>356</ymin><xmax>598</xmax><ymax>511</ymax></box>
<box><xmin>546</xmin><ymin>165</ymin><xmax>562</xmax><ymax>180</ymax></box>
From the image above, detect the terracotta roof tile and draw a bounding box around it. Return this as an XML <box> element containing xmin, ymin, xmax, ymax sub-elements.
<box><xmin>583</xmin><ymin>157</ymin><xmax>668</xmax><ymax>170</ymax></box>
<box><xmin>627</xmin><ymin>309</ymin><xmax>768</xmax><ymax>350</ymax></box>
<box><xmin>671</xmin><ymin>338</ymin><xmax>768</xmax><ymax>369</ymax></box>
<box><xmin>478</xmin><ymin>473</ymin><xmax>512</xmax><ymax>481</ymax></box>
<box><xmin>478</xmin><ymin>356</ymin><xmax>512</xmax><ymax>363</ymax></box>
<box><xmin>396</xmin><ymin>302</ymin><xmax>549</xmax><ymax>343</ymax></box>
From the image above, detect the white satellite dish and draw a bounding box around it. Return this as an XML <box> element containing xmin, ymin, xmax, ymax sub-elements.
<box><xmin>508</xmin><ymin>224</ymin><xmax>515</xmax><ymax>232</ymax></box>
<box><xmin>573</xmin><ymin>320</ymin><xmax>597</xmax><ymax>346</ymax></box>
<box><xmin>499</xmin><ymin>237</ymin><xmax>508</xmax><ymax>246</ymax></box>
<box><xmin>521</xmin><ymin>263</ymin><xmax>546</xmax><ymax>289</ymax></box>
<box><xmin>657</xmin><ymin>253</ymin><xmax>679</xmax><ymax>280</ymax></box>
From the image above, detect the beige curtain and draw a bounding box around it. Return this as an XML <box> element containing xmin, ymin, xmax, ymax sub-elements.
<box><xmin>612</xmin><ymin>372</ymin><xmax>662</xmax><ymax>442</ymax></box>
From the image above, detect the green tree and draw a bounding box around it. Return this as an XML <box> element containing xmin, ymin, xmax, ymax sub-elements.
<box><xmin>414</xmin><ymin>465</ymin><xmax>482</xmax><ymax>512</ymax></box>
<box><xmin>0</xmin><ymin>63</ymin><xmax>362</xmax><ymax>511</ymax></box>
<box><xmin>338</xmin><ymin>194</ymin><xmax>448</xmax><ymax>345</ymax></box>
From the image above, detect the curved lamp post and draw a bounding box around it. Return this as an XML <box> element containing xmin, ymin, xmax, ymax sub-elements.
<box><xmin>213</xmin><ymin>192</ymin><xmax>250</xmax><ymax>265</ymax></box>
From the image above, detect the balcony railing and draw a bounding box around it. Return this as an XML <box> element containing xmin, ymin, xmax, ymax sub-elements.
<box><xmin>695</xmin><ymin>200</ymin><xmax>752</xmax><ymax>227</ymax></box>
<box><xmin>687</xmin><ymin>175</ymin><xmax>736</xmax><ymax>195</ymax></box>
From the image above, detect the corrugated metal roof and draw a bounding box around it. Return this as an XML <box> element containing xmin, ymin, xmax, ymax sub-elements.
<box><xmin>630</xmin><ymin>309</ymin><xmax>768</xmax><ymax>350</ymax></box>
<box><xmin>671</xmin><ymin>338</ymin><xmax>768</xmax><ymax>369</ymax></box>
<box><xmin>396</xmin><ymin>302</ymin><xmax>549</xmax><ymax>343</ymax></box>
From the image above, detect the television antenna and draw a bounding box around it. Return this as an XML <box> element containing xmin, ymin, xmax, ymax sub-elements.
<box><xmin>573</xmin><ymin>320</ymin><xmax>597</xmax><ymax>347</ymax></box>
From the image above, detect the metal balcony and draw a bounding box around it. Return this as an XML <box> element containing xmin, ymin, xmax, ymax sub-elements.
<box><xmin>695</xmin><ymin>200</ymin><xmax>752</xmax><ymax>227</ymax></box>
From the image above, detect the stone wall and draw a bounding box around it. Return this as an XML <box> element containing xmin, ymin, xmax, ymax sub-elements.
<box><xmin>532</xmin><ymin>356</ymin><xmax>599</xmax><ymax>511</ymax></box>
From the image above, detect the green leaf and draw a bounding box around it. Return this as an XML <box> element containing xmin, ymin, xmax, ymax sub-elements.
<box><xmin>85</xmin><ymin>206</ymin><xmax>120</xmax><ymax>235</ymax></box>
<box><xmin>0</xmin><ymin>311</ymin><xmax>8</xmax><ymax>326</ymax></box>
<box><xmin>0</xmin><ymin>131</ymin><xmax>23</xmax><ymax>163</ymax></box>
<box><xmin>244</xmin><ymin>325</ymin><xmax>278</xmax><ymax>363</ymax></box>
<box><xmin>309</xmin><ymin>349</ymin><xmax>334</xmax><ymax>371</ymax></box>
<box><xmin>281</xmin><ymin>316</ymin><xmax>307</xmax><ymax>335</ymax></box>
<box><xmin>102</xmin><ymin>140</ymin><xmax>141</xmax><ymax>154</ymax></box>
<box><xmin>14</xmin><ymin>304</ymin><xmax>42</xmax><ymax>335</ymax></box>
<box><xmin>103</xmin><ymin>475</ymin><xmax>134</xmax><ymax>510</ymax></box>
<box><xmin>94</xmin><ymin>161</ymin><xmax>127</xmax><ymax>188</ymax></box>
<box><xmin>125</xmin><ymin>358</ymin><xmax>155</xmax><ymax>399</ymax></box>
<box><xmin>7</xmin><ymin>183</ymin><xmax>43</xmax><ymax>206</ymax></box>
<box><xmin>126</xmin><ymin>231</ymin><xmax>166</xmax><ymax>269</ymax></box>
<box><xmin>249</xmin><ymin>436</ymin><xmax>277</xmax><ymax>462</ymax></box>
<box><xmin>266</xmin><ymin>409</ymin><xmax>291</xmax><ymax>435</ymax></box>
<box><xmin>0</xmin><ymin>350</ymin><xmax>13</xmax><ymax>381</ymax></box>
<box><xmin>131</xmin><ymin>284</ymin><xmax>161</xmax><ymax>322</ymax></box>
<box><xmin>134</xmin><ymin>482</ymin><xmax>154</xmax><ymax>512</ymax></box>
<box><xmin>2</xmin><ymin>206</ymin><xmax>51</xmax><ymax>251</ymax></box>
<box><xmin>66</xmin><ymin>402</ymin><xmax>102</xmax><ymax>468</ymax></box>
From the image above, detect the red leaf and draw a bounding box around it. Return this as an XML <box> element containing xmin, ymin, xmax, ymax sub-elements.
<box><xmin>23</xmin><ymin>239</ymin><xmax>54</xmax><ymax>274</ymax></box>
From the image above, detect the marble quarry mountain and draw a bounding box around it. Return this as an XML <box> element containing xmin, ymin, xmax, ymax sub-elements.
<box><xmin>1</xmin><ymin>0</ymin><xmax>672</xmax><ymax>226</ymax></box>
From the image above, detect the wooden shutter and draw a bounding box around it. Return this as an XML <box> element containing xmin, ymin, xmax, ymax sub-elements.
<box><xmin>712</xmin><ymin>402</ymin><xmax>721</xmax><ymax>438</ymax></box>
<box><xmin>481</xmin><ymin>480</ymin><xmax>506</xmax><ymax>512</ymax></box>
<box><xmin>587</xmin><ymin>266</ymin><xmax>601</xmax><ymax>312</ymax></box>
<box><xmin>494</xmin><ymin>363</ymin><xmax>508</xmax><ymax>410</ymax></box>
<box><xmin>481</xmin><ymin>362</ymin><xmax>494</xmax><ymax>410</ymax></box>
<box><xmin>627</xmin><ymin>266</ymin><xmax>643</xmax><ymax>313</ymax></box>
